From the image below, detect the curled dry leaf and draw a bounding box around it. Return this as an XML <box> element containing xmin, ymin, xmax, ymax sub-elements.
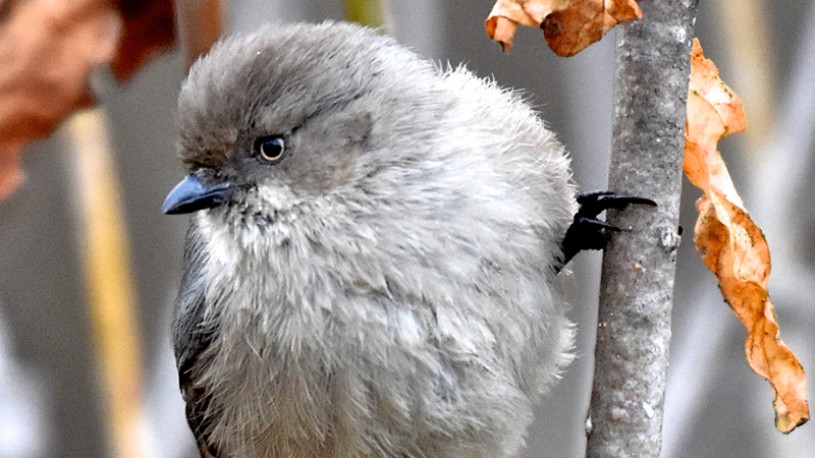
<box><xmin>0</xmin><ymin>1</ymin><xmax>120</xmax><ymax>200</ymax></box>
<box><xmin>484</xmin><ymin>0</ymin><xmax>642</xmax><ymax>55</ymax></box>
<box><xmin>685</xmin><ymin>38</ymin><xmax>809</xmax><ymax>433</ymax></box>
<box><xmin>0</xmin><ymin>0</ymin><xmax>178</xmax><ymax>202</ymax></box>
<box><xmin>111</xmin><ymin>0</ymin><xmax>176</xmax><ymax>80</ymax></box>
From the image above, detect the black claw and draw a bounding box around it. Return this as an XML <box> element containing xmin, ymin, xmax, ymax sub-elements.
<box><xmin>557</xmin><ymin>191</ymin><xmax>656</xmax><ymax>271</ymax></box>
<box><xmin>576</xmin><ymin>190</ymin><xmax>616</xmax><ymax>204</ymax></box>
<box><xmin>577</xmin><ymin>216</ymin><xmax>622</xmax><ymax>234</ymax></box>
<box><xmin>576</xmin><ymin>191</ymin><xmax>657</xmax><ymax>216</ymax></box>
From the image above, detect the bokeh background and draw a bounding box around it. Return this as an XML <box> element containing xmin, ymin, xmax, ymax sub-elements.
<box><xmin>1</xmin><ymin>0</ymin><xmax>813</xmax><ymax>456</ymax></box>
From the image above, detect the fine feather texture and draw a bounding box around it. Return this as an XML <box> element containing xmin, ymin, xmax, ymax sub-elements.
<box><xmin>171</xmin><ymin>21</ymin><xmax>578</xmax><ymax>457</ymax></box>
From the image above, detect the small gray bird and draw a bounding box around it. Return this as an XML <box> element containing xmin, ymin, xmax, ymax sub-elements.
<box><xmin>163</xmin><ymin>21</ymin><xmax>649</xmax><ymax>458</ymax></box>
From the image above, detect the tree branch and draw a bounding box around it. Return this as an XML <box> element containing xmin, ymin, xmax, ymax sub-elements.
<box><xmin>585</xmin><ymin>1</ymin><xmax>700</xmax><ymax>457</ymax></box>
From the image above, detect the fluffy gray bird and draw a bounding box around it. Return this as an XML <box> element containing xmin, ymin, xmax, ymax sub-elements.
<box><xmin>163</xmin><ymin>21</ymin><xmax>647</xmax><ymax>458</ymax></box>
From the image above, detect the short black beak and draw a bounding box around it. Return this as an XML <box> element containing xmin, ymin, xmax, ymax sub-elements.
<box><xmin>162</xmin><ymin>174</ymin><xmax>232</xmax><ymax>215</ymax></box>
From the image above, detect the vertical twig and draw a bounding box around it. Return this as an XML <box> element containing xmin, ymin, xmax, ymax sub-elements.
<box><xmin>586</xmin><ymin>1</ymin><xmax>700</xmax><ymax>457</ymax></box>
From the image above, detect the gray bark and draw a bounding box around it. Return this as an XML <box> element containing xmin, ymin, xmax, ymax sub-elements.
<box><xmin>585</xmin><ymin>1</ymin><xmax>700</xmax><ymax>457</ymax></box>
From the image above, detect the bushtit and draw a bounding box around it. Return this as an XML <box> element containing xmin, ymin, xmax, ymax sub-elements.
<box><xmin>163</xmin><ymin>21</ymin><xmax>650</xmax><ymax>457</ymax></box>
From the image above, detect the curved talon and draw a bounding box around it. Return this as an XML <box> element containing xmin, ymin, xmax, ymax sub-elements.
<box><xmin>557</xmin><ymin>191</ymin><xmax>657</xmax><ymax>271</ymax></box>
<box><xmin>576</xmin><ymin>190</ymin><xmax>616</xmax><ymax>204</ymax></box>
<box><xmin>576</xmin><ymin>217</ymin><xmax>622</xmax><ymax>233</ymax></box>
<box><xmin>576</xmin><ymin>191</ymin><xmax>657</xmax><ymax>216</ymax></box>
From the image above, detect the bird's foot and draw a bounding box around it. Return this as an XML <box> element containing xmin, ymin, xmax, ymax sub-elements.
<box><xmin>558</xmin><ymin>191</ymin><xmax>656</xmax><ymax>270</ymax></box>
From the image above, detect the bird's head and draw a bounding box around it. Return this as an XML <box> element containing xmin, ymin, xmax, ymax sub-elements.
<box><xmin>163</xmin><ymin>22</ymin><xmax>444</xmax><ymax>226</ymax></box>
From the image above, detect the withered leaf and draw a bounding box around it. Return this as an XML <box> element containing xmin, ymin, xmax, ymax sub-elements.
<box><xmin>0</xmin><ymin>0</ymin><xmax>188</xmax><ymax>201</ymax></box>
<box><xmin>485</xmin><ymin>0</ymin><xmax>642</xmax><ymax>55</ymax></box>
<box><xmin>0</xmin><ymin>0</ymin><xmax>120</xmax><ymax>200</ymax></box>
<box><xmin>111</xmin><ymin>0</ymin><xmax>176</xmax><ymax>80</ymax></box>
<box><xmin>685</xmin><ymin>38</ymin><xmax>809</xmax><ymax>433</ymax></box>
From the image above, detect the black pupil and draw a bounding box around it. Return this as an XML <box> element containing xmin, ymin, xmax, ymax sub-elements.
<box><xmin>259</xmin><ymin>137</ymin><xmax>284</xmax><ymax>160</ymax></box>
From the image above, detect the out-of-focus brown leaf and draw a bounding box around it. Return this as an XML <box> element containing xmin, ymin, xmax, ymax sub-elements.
<box><xmin>0</xmin><ymin>0</ymin><xmax>120</xmax><ymax>200</ymax></box>
<box><xmin>175</xmin><ymin>0</ymin><xmax>224</xmax><ymax>68</ymax></box>
<box><xmin>112</xmin><ymin>0</ymin><xmax>176</xmax><ymax>80</ymax></box>
<box><xmin>685</xmin><ymin>38</ymin><xmax>809</xmax><ymax>433</ymax></box>
<box><xmin>484</xmin><ymin>0</ymin><xmax>642</xmax><ymax>55</ymax></box>
<box><xmin>0</xmin><ymin>0</ymin><xmax>198</xmax><ymax>201</ymax></box>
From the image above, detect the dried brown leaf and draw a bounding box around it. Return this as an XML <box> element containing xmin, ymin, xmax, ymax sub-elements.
<box><xmin>0</xmin><ymin>0</ymin><xmax>120</xmax><ymax>200</ymax></box>
<box><xmin>175</xmin><ymin>0</ymin><xmax>225</xmax><ymax>68</ymax></box>
<box><xmin>0</xmin><ymin>0</ymin><xmax>223</xmax><ymax>201</ymax></box>
<box><xmin>111</xmin><ymin>0</ymin><xmax>176</xmax><ymax>80</ymax></box>
<box><xmin>484</xmin><ymin>0</ymin><xmax>642</xmax><ymax>55</ymax></box>
<box><xmin>685</xmin><ymin>38</ymin><xmax>809</xmax><ymax>433</ymax></box>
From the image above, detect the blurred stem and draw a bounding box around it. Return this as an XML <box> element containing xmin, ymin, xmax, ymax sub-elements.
<box><xmin>343</xmin><ymin>0</ymin><xmax>391</xmax><ymax>30</ymax></box>
<box><xmin>66</xmin><ymin>109</ymin><xmax>145</xmax><ymax>458</ymax></box>
<box><xmin>715</xmin><ymin>0</ymin><xmax>773</xmax><ymax>153</ymax></box>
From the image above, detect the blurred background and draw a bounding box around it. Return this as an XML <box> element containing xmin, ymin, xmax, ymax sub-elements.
<box><xmin>0</xmin><ymin>0</ymin><xmax>813</xmax><ymax>456</ymax></box>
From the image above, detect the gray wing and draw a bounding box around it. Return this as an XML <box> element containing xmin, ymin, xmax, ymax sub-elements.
<box><xmin>173</xmin><ymin>223</ymin><xmax>222</xmax><ymax>457</ymax></box>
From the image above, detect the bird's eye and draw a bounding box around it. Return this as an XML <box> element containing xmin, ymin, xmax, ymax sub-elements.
<box><xmin>254</xmin><ymin>135</ymin><xmax>288</xmax><ymax>164</ymax></box>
